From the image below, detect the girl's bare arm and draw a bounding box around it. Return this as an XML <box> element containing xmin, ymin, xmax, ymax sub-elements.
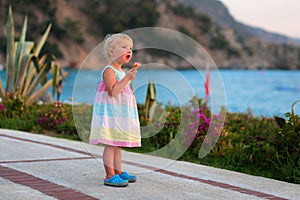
<box><xmin>103</xmin><ymin>68</ymin><xmax>136</xmax><ymax>97</ymax></box>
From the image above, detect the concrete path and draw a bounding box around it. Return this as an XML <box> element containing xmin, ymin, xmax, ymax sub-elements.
<box><xmin>0</xmin><ymin>129</ymin><xmax>299</xmax><ymax>200</ymax></box>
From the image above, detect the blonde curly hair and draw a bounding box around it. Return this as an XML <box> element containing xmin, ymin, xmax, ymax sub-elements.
<box><xmin>103</xmin><ymin>33</ymin><xmax>133</xmax><ymax>61</ymax></box>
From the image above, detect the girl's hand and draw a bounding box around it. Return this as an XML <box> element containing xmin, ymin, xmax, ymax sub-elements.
<box><xmin>126</xmin><ymin>62</ymin><xmax>140</xmax><ymax>80</ymax></box>
<box><xmin>126</xmin><ymin>69</ymin><xmax>137</xmax><ymax>80</ymax></box>
<box><xmin>132</xmin><ymin>62</ymin><xmax>141</xmax><ymax>70</ymax></box>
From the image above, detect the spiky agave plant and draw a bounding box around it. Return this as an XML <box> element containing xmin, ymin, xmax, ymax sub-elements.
<box><xmin>0</xmin><ymin>6</ymin><xmax>69</xmax><ymax>105</ymax></box>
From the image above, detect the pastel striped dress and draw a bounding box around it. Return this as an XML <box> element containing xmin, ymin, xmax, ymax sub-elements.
<box><xmin>89</xmin><ymin>66</ymin><xmax>141</xmax><ymax>147</ymax></box>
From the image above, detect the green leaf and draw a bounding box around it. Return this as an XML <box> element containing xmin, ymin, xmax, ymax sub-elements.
<box><xmin>52</xmin><ymin>62</ymin><xmax>59</xmax><ymax>96</ymax></box>
<box><xmin>292</xmin><ymin>100</ymin><xmax>300</xmax><ymax>115</ymax></box>
<box><xmin>26</xmin><ymin>71</ymin><xmax>69</xmax><ymax>105</ymax></box>
<box><xmin>26</xmin><ymin>62</ymin><xmax>52</xmax><ymax>97</ymax></box>
<box><xmin>17</xmin><ymin>53</ymin><xmax>34</xmax><ymax>91</ymax></box>
<box><xmin>22</xmin><ymin>63</ymin><xmax>37</xmax><ymax>97</ymax></box>
<box><xmin>0</xmin><ymin>79</ymin><xmax>5</xmax><ymax>97</ymax></box>
<box><xmin>14</xmin><ymin>16</ymin><xmax>28</xmax><ymax>90</ymax></box>
<box><xmin>6</xmin><ymin>6</ymin><xmax>15</xmax><ymax>92</ymax></box>
<box><xmin>33</xmin><ymin>24</ymin><xmax>52</xmax><ymax>57</ymax></box>
<box><xmin>15</xmin><ymin>41</ymin><xmax>34</xmax><ymax>92</ymax></box>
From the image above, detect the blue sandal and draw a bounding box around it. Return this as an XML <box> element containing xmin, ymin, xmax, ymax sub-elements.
<box><xmin>104</xmin><ymin>174</ymin><xmax>128</xmax><ymax>187</ymax></box>
<box><xmin>119</xmin><ymin>171</ymin><xmax>137</xmax><ymax>183</ymax></box>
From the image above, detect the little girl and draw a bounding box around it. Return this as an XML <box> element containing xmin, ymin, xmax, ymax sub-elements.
<box><xmin>89</xmin><ymin>33</ymin><xmax>141</xmax><ymax>187</ymax></box>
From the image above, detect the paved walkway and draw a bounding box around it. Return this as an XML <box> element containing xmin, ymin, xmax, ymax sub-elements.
<box><xmin>0</xmin><ymin>129</ymin><xmax>299</xmax><ymax>200</ymax></box>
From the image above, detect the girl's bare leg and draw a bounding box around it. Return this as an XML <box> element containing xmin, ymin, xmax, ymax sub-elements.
<box><xmin>114</xmin><ymin>147</ymin><xmax>123</xmax><ymax>175</ymax></box>
<box><xmin>103</xmin><ymin>145</ymin><xmax>116</xmax><ymax>179</ymax></box>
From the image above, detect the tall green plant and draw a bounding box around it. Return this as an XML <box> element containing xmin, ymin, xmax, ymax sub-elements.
<box><xmin>0</xmin><ymin>6</ymin><xmax>68</xmax><ymax>105</ymax></box>
<box><xmin>144</xmin><ymin>81</ymin><xmax>156</xmax><ymax>120</ymax></box>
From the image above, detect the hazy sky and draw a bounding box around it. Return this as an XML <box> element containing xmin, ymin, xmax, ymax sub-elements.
<box><xmin>218</xmin><ymin>0</ymin><xmax>300</xmax><ymax>39</ymax></box>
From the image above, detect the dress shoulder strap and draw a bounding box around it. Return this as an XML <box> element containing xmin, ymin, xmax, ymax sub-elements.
<box><xmin>101</xmin><ymin>65</ymin><xmax>125</xmax><ymax>81</ymax></box>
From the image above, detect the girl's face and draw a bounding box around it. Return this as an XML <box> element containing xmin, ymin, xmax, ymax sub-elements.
<box><xmin>110</xmin><ymin>39</ymin><xmax>133</xmax><ymax>64</ymax></box>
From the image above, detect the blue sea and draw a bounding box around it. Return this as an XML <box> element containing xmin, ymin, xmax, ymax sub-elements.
<box><xmin>1</xmin><ymin>69</ymin><xmax>300</xmax><ymax>117</ymax></box>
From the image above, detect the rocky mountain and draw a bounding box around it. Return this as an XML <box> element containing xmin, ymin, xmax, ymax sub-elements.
<box><xmin>245</xmin><ymin>25</ymin><xmax>299</xmax><ymax>45</ymax></box>
<box><xmin>178</xmin><ymin>0</ymin><xmax>300</xmax><ymax>45</ymax></box>
<box><xmin>177</xmin><ymin>0</ymin><xmax>300</xmax><ymax>69</ymax></box>
<box><xmin>0</xmin><ymin>0</ymin><xmax>299</xmax><ymax>69</ymax></box>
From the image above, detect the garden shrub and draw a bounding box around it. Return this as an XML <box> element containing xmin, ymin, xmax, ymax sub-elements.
<box><xmin>0</xmin><ymin>92</ymin><xmax>36</xmax><ymax>131</ymax></box>
<box><xmin>0</xmin><ymin>115</ymin><xmax>35</xmax><ymax>132</ymax></box>
<box><xmin>0</xmin><ymin>92</ymin><xmax>27</xmax><ymax>118</ymax></box>
<box><xmin>272</xmin><ymin>100</ymin><xmax>300</xmax><ymax>183</ymax></box>
<box><xmin>36</xmin><ymin>102</ymin><xmax>77</xmax><ymax>137</ymax></box>
<box><xmin>139</xmin><ymin>105</ymin><xmax>181</xmax><ymax>150</ymax></box>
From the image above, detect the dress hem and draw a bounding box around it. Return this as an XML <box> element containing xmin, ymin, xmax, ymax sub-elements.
<box><xmin>89</xmin><ymin>139</ymin><xmax>141</xmax><ymax>147</ymax></box>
